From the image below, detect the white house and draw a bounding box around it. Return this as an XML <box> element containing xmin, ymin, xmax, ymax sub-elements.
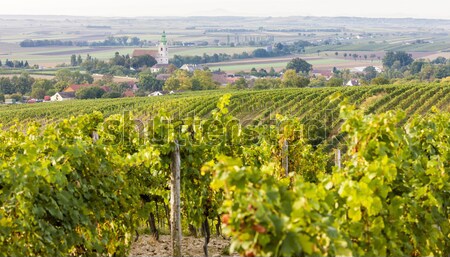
<box><xmin>51</xmin><ymin>92</ymin><xmax>76</xmax><ymax>101</ymax></box>
<box><xmin>346</xmin><ymin>79</ymin><xmax>360</xmax><ymax>86</ymax></box>
<box><xmin>149</xmin><ymin>91</ymin><xmax>164</xmax><ymax>97</ymax></box>
<box><xmin>148</xmin><ymin>90</ymin><xmax>176</xmax><ymax>97</ymax></box>
<box><xmin>180</xmin><ymin>64</ymin><xmax>204</xmax><ymax>72</ymax></box>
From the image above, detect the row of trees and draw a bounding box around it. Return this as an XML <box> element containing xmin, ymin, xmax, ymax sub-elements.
<box><xmin>0</xmin><ymin>73</ymin><xmax>35</xmax><ymax>95</ymax></box>
<box><xmin>77</xmin><ymin>52</ymin><xmax>157</xmax><ymax>75</ymax></box>
<box><xmin>230</xmin><ymin>70</ymin><xmax>311</xmax><ymax>89</ymax></box>
<box><xmin>0</xmin><ymin>70</ymin><xmax>94</xmax><ymax>98</ymax></box>
<box><xmin>20</xmin><ymin>36</ymin><xmax>146</xmax><ymax>47</ymax></box>
<box><xmin>0</xmin><ymin>59</ymin><xmax>30</xmax><ymax>68</ymax></box>
<box><xmin>163</xmin><ymin>70</ymin><xmax>218</xmax><ymax>91</ymax></box>
<box><xmin>169</xmin><ymin>41</ymin><xmax>313</xmax><ymax>67</ymax></box>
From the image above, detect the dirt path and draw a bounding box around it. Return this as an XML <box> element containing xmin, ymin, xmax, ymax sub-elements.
<box><xmin>130</xmin><ymin>235</ymin><xmax>237</xmax><ymax>257</ymax></box>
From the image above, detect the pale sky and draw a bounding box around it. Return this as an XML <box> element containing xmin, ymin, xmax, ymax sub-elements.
<box><xmin>2</xmin><ymin>0</ymin><xmax>450</xmax><ymax>19</ymax></box>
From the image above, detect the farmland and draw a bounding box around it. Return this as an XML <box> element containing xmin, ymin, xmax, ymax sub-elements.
<box><xmin>1</xmin><ymin>16</ymin><xmax>449</xmax><ymax>71</ymax></box>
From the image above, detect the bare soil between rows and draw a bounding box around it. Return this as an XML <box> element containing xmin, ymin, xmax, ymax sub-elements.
<box><xmin>130</xmin><ymin>235</ymin><xmax>237</xmax><ymax>257</ymax></box>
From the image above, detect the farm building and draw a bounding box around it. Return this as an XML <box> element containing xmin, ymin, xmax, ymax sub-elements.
<box><xmin>4</xmin><ymin>99</ymin><xmax>17</xmax><ymax>104</ymax></box>
<box><xmin>51</xmin><ymin>92</ymin><xmax>76</xmax><ymax>101</ymax></box>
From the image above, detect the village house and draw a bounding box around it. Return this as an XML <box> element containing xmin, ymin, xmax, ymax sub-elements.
<box><xmin>148</xmin><ymin>90</ymin><xmax>178</xmax><ymax>97</ymax></box>
<box><xmin>50</xmin><ymin>92</ymin><xmax>76</xmax><ymax>101</ymax></box>
<box><xmin>122</xmin><ymin>90</ymin><xmax>135</xmax><ymax>97</ymax></box>
<box><xmin>64</xmin><ymin>84</ymin><xmax>111</xmax><ymax>93</ymax></box>
<box><xmin>346</xmin><ymin>79</ymin><xmax>360</xmax><ymax>86</ymax></box>
<box><xmin>211</xmin><ymin>72</ymin><xmax>239</xmax><ymax>86</ymax></box>
<box><xmin>180</xmin><ymin>64</ymin><xmax>204</xmax><ymax>72</ymax></box>
<box><xmin>156</xmin><ymin>74</ymin><xmax>171</xmax><ymax>81</ymax></box>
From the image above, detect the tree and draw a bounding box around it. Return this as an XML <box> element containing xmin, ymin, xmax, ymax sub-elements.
<box><xmin>31</xmin><ymin>79</ymin><xmax>54</xmax><ymax>98</ymax></box>
<box><xmin>139</xmin><ymin>73</ymin><xmax>163</xmax><ymax>92</ymax></box>
<box><xmin>281</xmin><ymin>70</ymin><xmax>310</xmax><ymax>88</ymax></box>
<box><xmin>326</xmin><ymin>77</ymin><xmax>343</xmax><ymax>87</ymax></box>
<box><xmin>71</xmin><ymin>54</ymin><xmax>77</xmax><ymax>66</ymax></box>
<box><xmin>191</xmin><ymin>70</ymin><xmax>217</xmax><ymax>90</ymax></box>
<box><xmin>234</xmin><ymin>78</ymin><xmax>248</xmax><ymax>89</ymax></box>
<box><xmin>30</xmin><ymin>88</ymin><xmax>46</xmax><ymax>99</ymax></box>
<box><xmin>371</xmin><ymin>77</ymin><xmax>390</xmax><ymax>85</ymax></box>
<box><xmin>434</xmin><ymin>65</ymin><xmax>450</xmax><ymax>79</ymax></box>
<box><xmin>55</xmin><ymin>69</ymin><xmax>93</xmax><ymax>84</ymax></box>
<box><xmin>16</xmin><ymin>73</ymin><xmax>35</xmax><ymax>95</ymax></box>
<box><xmin>75</xmin><ymin>86</ymin><xmax>105</xmax><ymax>99</ymax></box>
<box><xmin>163</xmin><ymin>70</ymin><xmax>191</xmax><ymax>91</ymax></box>
<box><xmin>363</xmin><ymin>66</ymin><xmax>378</xmax><ymax>81</ymax></box>
<box><xmin>252</xmin><ymin>48</ymin><xmax>270</xmax><ymax>58</ymax></box>
<box><xmin>54</xmin><ymin>81</ymin><xmax>70</xmax><ymax>92</ymax></box>
<box><xmin>163</xmin><ymin>77</ymin><xmax>180</xmax><ymax>91</ymax></box>
<box><xmin>131</xmin><ymin>55</ymin><xmax>157</xmax><ymax>70</ymax></box>
<box><xmin>77</xmin><ymin>55</ymin><xmax>83</xmax><ymax>66</ymax></box>
<box><xmin>0</xmin><ymin>77</ymin><xmax>15</xmax><ymax>94</ymax></box>
<box><xmin>253</xmin><ymin>78</ymin><xmax>282</xmax><ymax>89</ymax></box>
<box><xmin>335</xmin><ymin>52</ymin><xmax>339</xmax><ymax>56</ymax></box>
<box><xmin>344</xmin><ymin>53</ymin><xmax>348</xmax><ymax>59</ymax></box>
<box><xmin>382</xmin><ymin>51</ymin><xmax>413</xmax><ymax>69</ymax></box>
<box><xmin>431</xmin><ymin>56</ymin><xmax>447</xmax><ymax>65</ymax></box>
<box><xmin>286</xmin><ymin>58</ymin><xmax>312</xmax><ymax>74</ymax></box>
<box><xmin>410</xmin><ymin>60</ymin><xmax>427</xmax><ymax>74</ymax></box>
<box><xmin>268</xmin><ymin>67</ymin><xmax>277</xmax><ymax>77</ymax></box>
<box><xmin>102</xmin><ymin>91</ymin><xmax>122</xmax><ymax>98</ymax></box>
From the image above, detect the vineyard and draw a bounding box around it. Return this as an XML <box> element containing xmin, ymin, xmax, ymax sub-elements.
<box><xmin>0</xmin><ymin>83</ymin><xmax>450</xmax><ymax>256</ymax></box>
<box><xmin>1</xmin><ymin>83</ymin><xmax>450</xmax><ymax>125</ymax></box>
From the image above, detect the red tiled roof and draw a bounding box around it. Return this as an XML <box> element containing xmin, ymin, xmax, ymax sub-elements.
<box><xmin>63</xmin><ymin>84</ymin><xmax>91</xmax><ymax>92</ymax></box>
<box><xmin>100</xmin><ymin>86</ymin><xmax>111</xmax><ymax>92</ymax></box>
<box><xmin>122</xmin><ymin>90</ymin><xmax>135</xmax><ymax>97</ymax></box>
<box><xmin>132</xmin><ymin>49</ymin><xmax>158</xmax><ymax>58</ymax></box>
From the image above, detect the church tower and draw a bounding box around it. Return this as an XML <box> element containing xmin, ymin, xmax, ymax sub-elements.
<box><xmin>157</xmin><ymin>31</ymin><xmax>169</xmax><ymax>65</ymax></box>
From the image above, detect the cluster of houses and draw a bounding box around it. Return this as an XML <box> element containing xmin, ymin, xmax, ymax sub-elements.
<box><xmin>50</xmin><ymin>82</ymin><xmax>138</xmax><ymax>101</ymax></box>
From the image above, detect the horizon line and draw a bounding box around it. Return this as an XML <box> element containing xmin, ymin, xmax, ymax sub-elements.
<box><xmin>0</xmin><ymin>13</ymin><xmax>449</xmax><ymax>21</ymax></box>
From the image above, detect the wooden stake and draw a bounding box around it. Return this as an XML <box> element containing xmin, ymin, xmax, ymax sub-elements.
<box><xmin>282</xmin><ymin>139</ymin><xmax>289</xmax><ymax>176</ymax></box>
<box><xmin>335</xmin><ymin>149</ymin><xmax>342</xmax><ymax>169</ymax></box>
<box><xmin>171</xmin><ymin>140</ymin><xmax>182</xmax><ymax>257</ymax></box>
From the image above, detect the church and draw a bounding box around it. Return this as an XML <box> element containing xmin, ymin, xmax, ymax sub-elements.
<box><xmin>132</xmin><ymin>31</ymin><xmax>169</xmax><ymax>72</ymax></box>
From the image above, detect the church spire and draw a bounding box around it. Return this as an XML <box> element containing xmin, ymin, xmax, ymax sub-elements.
<box><xmin>161</xmin><ymin>31</ymin><xmax>167</xmax><ymax>45</ymax></box>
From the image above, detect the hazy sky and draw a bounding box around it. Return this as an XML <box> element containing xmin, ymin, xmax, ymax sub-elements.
<box><xmin>2</xmin><ymin>0</ymin><xmax>450</xmax><ymax>19</ymax></box>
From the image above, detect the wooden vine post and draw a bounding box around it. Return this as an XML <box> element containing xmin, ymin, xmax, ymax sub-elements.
<box><xmin>335</xmin><ymin>148</ymin><xmax>342</xmax><ymax>169</ymax></box>
<box><xmin>170</xmin><ymin>140</ymin><xmax>182</xmax><ymax>257</ymax></box>
<box><xmin>282</xmin><ymin>139</ymin><xmax>289</xmax><ymax>176</ymax></box>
